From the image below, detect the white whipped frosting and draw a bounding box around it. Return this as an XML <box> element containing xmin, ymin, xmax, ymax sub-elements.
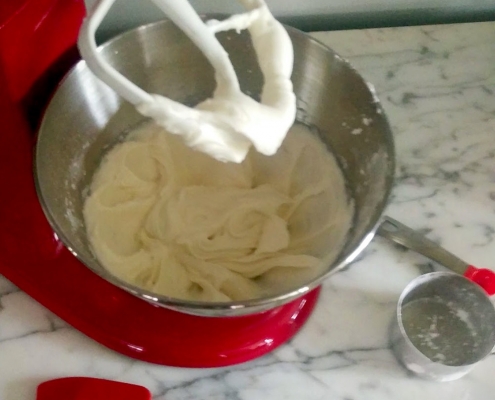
<box><xmin>83</xmin><ymin>122</ymin><xmax>353</xmax><ymax>302</ymax></box>
<box><xmin>136</xmin><ymin>0</ymin><xmax>296</xmax><ymax>163</ymax></box>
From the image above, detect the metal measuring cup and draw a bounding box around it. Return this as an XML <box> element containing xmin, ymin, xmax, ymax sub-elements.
<box><xmin>390</xmin><ymin>272</ymin><xmax>495</xmax><ymax>381</ymax></box>
<box><xmin>377</xmin><ymin>217</ymin><xmax>495</xmax><ymax>381</ymax></box>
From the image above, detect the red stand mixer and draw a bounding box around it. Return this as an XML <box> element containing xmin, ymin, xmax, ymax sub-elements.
<box><xmin>0</xmin><ymin>0</ymin><xmax>319</xmax><ymax>368</ymax></box>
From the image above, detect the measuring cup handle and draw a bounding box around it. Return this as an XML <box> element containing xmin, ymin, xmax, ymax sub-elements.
<box><xmin>464</xmin><ymin>266</ymin><xmax>495</xmax><ymax>296</ymax></box>
<box><xmin>377</xmin><ymin>217</ymin><xmax>495</xmax><ymax>296</ymax></box>
<box><xmin>377</xmin><ymin>216</ymin><xmax>469</xmax><ymax>274</ymax></box>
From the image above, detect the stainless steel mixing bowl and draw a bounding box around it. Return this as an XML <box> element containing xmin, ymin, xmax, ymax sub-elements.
<box><xmin>35</xmin><ymin>18</ymin><xmax>395</xmax><ymax>316</ymax></box>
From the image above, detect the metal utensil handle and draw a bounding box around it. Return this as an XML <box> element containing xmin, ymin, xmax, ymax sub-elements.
<box><xmin>376</xmin><ymin>216</ymin><xmax>469</xmax><ymax>275</ymax></box>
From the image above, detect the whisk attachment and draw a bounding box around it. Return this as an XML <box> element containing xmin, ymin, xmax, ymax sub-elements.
<box><xmin>78</xmin><ymin>0</ymin><xmax>296</xmax><ymax>163</ymax></box>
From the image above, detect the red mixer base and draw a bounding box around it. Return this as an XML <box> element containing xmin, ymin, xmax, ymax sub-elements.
<box><xmin>0</xmin><ymin>0</ymin><xmax>319</xmax><ymax>367</ymax></box>
<box><xmin>0</xmin><ymin>82</ymin><xmax>320</xmax><ymax>367</ymax></box>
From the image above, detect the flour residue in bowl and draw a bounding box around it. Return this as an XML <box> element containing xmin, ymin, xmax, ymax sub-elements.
<box><xmin>83</xmin><ymin>122</ymin><xmax>353</xmax><ymax>302</ymax></box>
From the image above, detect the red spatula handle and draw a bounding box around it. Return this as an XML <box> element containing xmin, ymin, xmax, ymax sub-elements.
<box><xmin>464</xmin><ymin>265</ymin><xmax>495</xmax><ymax>296</ymax></box>
<box><xmin>37</xmin><ymin>377</ymin><xmax>152</xmax><ymax>400</ymax></box>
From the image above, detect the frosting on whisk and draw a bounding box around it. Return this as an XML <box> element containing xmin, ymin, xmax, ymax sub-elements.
<box><xmin>79</xmin><ymin>0</ymin><xmax>296</xmax><ymax>163</ymax></box>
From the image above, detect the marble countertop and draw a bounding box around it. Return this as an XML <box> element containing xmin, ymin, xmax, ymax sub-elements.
<box><xmin>2</xmin><ymin>21</ymin><xmax>495</xmax><ymax>400</ymax></box>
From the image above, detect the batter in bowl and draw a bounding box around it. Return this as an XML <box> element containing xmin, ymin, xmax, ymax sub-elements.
<box><xmin>83</xmin><ymin>122</ymin><xmax>353</xmax><ymax>302</ymax></box>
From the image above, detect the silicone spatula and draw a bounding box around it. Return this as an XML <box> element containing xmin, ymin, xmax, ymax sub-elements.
<box><xmin>377</xmin><ymin>216</ymin><xmax>495</xmax><ymax>295</ymax></box>
<box><xmin>36</xmin><ymin>377</ymin><xmax>152</xmax><ymax>400</ymax></box>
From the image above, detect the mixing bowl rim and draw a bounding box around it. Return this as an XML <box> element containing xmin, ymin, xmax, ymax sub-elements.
<box><xmin>34</xmin><ymin>17</ymin><xmax>396</xmax><ymax>314</ymax></box>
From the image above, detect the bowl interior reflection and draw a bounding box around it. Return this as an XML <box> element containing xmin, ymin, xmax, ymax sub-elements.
<box><xmin>34</xmin><ymin>19</ymin><xmax>395</xmax><ymax>316</ymax></box>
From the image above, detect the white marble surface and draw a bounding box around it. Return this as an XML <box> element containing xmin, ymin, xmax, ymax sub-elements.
<box><xmin>2</xmin><ymin>21</ymin><xmax>495</xmax><ymax>400</ymax></box>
